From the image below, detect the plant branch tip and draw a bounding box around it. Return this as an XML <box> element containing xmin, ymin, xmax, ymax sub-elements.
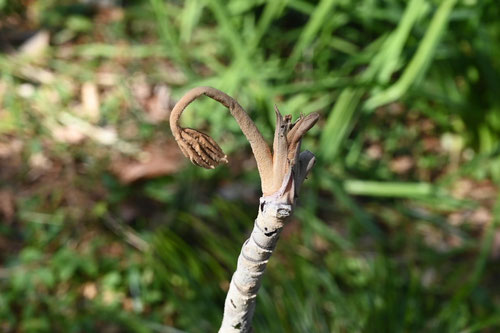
<box><xmin>170</xmin><ymin>87</ymin><xmax>318</xmax><ymax>197</ymax></box>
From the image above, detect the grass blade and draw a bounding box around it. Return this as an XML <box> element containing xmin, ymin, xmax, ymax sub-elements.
<box><xmin>365</xmin><ymin>0</ymin><xmax>458</xmax><ymax>110</ymax></box>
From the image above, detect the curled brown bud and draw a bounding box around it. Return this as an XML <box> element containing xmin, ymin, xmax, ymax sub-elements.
<box><xmin>169</xmin><ymin>87</ymin><xmax>318</xmax><ymax>197</ymax></box>
<box><xmin>170</xmin><ymin>87</ymin><xmax>272</xmax><ymax>189</ymax></box>
<box><xmin>177</xmin><ymin>128</ymin><xmax>228</xmax><ymax>169</ymax></box>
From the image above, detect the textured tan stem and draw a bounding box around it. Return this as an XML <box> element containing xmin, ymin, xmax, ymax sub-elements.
<box><xmin>170</xmin><ymin>87</ymin><xmax>273</xmax><ymax>192</ymax></box>
<box><xmin>169</xmin><ymin>87</ymin><xmax>319</xmax><ymax>332</ymax></box>
<box><xmin>271</xmin><ymin>106</ymin><xmax>290</xmax><ymax>194</ymax></box>
<box><xmin>219</xmin><ymin>197</ymin><xmax>292</xmax><ymax>333</ymax></box>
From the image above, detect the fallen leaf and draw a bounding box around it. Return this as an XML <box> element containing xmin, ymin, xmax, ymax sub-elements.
<box><xmin>18</xmin><ymin>30</ymin><xmax>50</xmax><ymax>58</ymax></box>
<box><xmin>469</xmin><ymin>207</ymin><xmax>492</xmax><ymax>228</ymax></box>
<box><xmin>365</xmin><ymin>143</ymin><xmax>383</xmax><ymax>159</ymax></box>
<box><xmin>111</xmin><ymin>140</ymin><xmax>184</xmax><ymax>183</ymax></box>
<box><xmin>96</xmin><ymin>6</ymin><xmax>125</xmax><ymax>23</ymax></box>
<box><xmin>422</xmin><ymin>136</ymin><xmax>441</xmax><ymax>152</ymax></box>
<box><xmin>131</xmin><ymin>75</ymin><xmax>171</xmax><ymax>123</ymax></box>
<box><xmin>19</xmin><ymin>65</ymin><xmax>55</xmax><ymax>84</ymax></box>
<box><xmin>145</xmin><ymin>85</ymin><xmax>171</xmax><ymax>123</ymax></box>
<box><xmin>130</xmin><ymin>74</ymin><xmax>151</xmax><ymax>101</ymax></box>
<box><xmin>81</xmin><ymin>82</ymin><xmax>100</xmax><ymax>122</ymax></box>
<box><xmin>419</xmin><ymin>224</ymin><xmax>455</xmax><ymax>253</ymax></box>
<box><xmin>103</xmin><ymin>289</ymin><xmax>120</xmax><ymax>305</ymax></box>
<box><xmin>82</xmin><ymin>283</ymin><xmax>98</xmax><ymax>300</ymax></box>
<box><xmin>0</xmin><ymin>139</ymin><xmax>23</xmax><ymax>158</ymax></box>
<box><xmin>96</xmin><ymin>71</ymin><xmax>119</xmax><ymax>86</ymax></box>
<box><xmin>390</xmin><ymin>156</ymin><xmax>413</xmax><ymax>174</ymax></box>
<box><xmin>0</xmin><ymin>190</ymin><xmax>15</xmax><ymax>222</ymax></box>
<box><xmin>420</xmin><ymin>119</ymin><xmax>435</xmax><ymax>133</ymax></box>
<box><xmin>452</xmin><ymin>178</ymin><xmax>498</xmax><ymax>205</ymax></box>
<box><xmin>52</xmin><ymin>124</ymin><xmax>86</xmax><ymax>144</ymax></box>
<box><xmin>122</xmin><ymin>298</ymin><xmax>134</xmax><ymax>311</ymax></box>
<box><xmin>468</xmin><ymin>181</ymin><xmax>497</xmax><ymax>202</ymax></box>
<box><xmin>17</xmin><ymin>83</ymin><xmax>36</xmax><ymax>98</ymax></box>
<box><xmin>448</xmin><ymin>212</ymin><xmax>465</xmax><ymax>226</ymax></box>
<box><xmin>28</xmin><ymin>152</ymin><xmax>55</xmax><ymax>181</ymax></box>
<box><xmin>29</xmin><ymin>152</ymin><xmax>52</xmax><ymax>171</ymax></box>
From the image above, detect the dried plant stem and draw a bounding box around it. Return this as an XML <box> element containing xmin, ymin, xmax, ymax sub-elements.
<box><xmin>169</xmin><ymin>87</ymin><xmax>273</xmax><ymax>192</ymax></box>
<box><xmin>170</xmin><ymin>87</ymin><xmax>318</xmax><ymax>332</ymax></box>
<box><xmin>219</xmin><ymin>197</ymin><xmax>291</xmax><ymax>332</ymax></box>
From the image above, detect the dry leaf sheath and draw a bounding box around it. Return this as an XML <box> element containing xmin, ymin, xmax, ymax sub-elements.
<box><xmin>169</xmin><ymin>87</ymin><xmax>318</xmax><ymax>332</ymax></box>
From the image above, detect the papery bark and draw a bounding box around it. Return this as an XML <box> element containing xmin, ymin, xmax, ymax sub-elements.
<box><xmin>219</xmin><ymin>151</ymin><xmax>316</xmax><ymax>333</ymax></box>
<box><xmin>219</xmin><ymin>196</ymin><xmax>292</xmax><ymax>333</ymax></box>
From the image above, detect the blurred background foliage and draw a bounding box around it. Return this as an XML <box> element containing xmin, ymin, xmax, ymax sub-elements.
<box><xmin>0</xmin><ymin>0</ymin><xmax>499</xmax><ymax>332</ymax></box>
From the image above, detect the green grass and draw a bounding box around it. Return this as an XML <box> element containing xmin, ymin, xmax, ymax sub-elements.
<box><xmin>0</xmin><ymin>0</ymin><xmax>499</xmax><ymax>332</ymax></box>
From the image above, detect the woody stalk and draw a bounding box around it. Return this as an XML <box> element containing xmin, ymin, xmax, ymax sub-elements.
<box><xmin>170</xmin><ymin>87</ymin><xmax>318</xmax><ymax>332</ymax></box>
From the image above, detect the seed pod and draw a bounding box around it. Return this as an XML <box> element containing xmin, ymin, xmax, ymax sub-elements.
<box><xmin>177</xmin><ymin>127</ymin><xmax>228</xmax><ymax>169</ymax></box>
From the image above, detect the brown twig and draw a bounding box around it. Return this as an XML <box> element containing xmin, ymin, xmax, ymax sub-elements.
<box><xmin>169</xmin><ymin>86</ymin><xmax>274</xmax><ymax>193</ymax></box>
